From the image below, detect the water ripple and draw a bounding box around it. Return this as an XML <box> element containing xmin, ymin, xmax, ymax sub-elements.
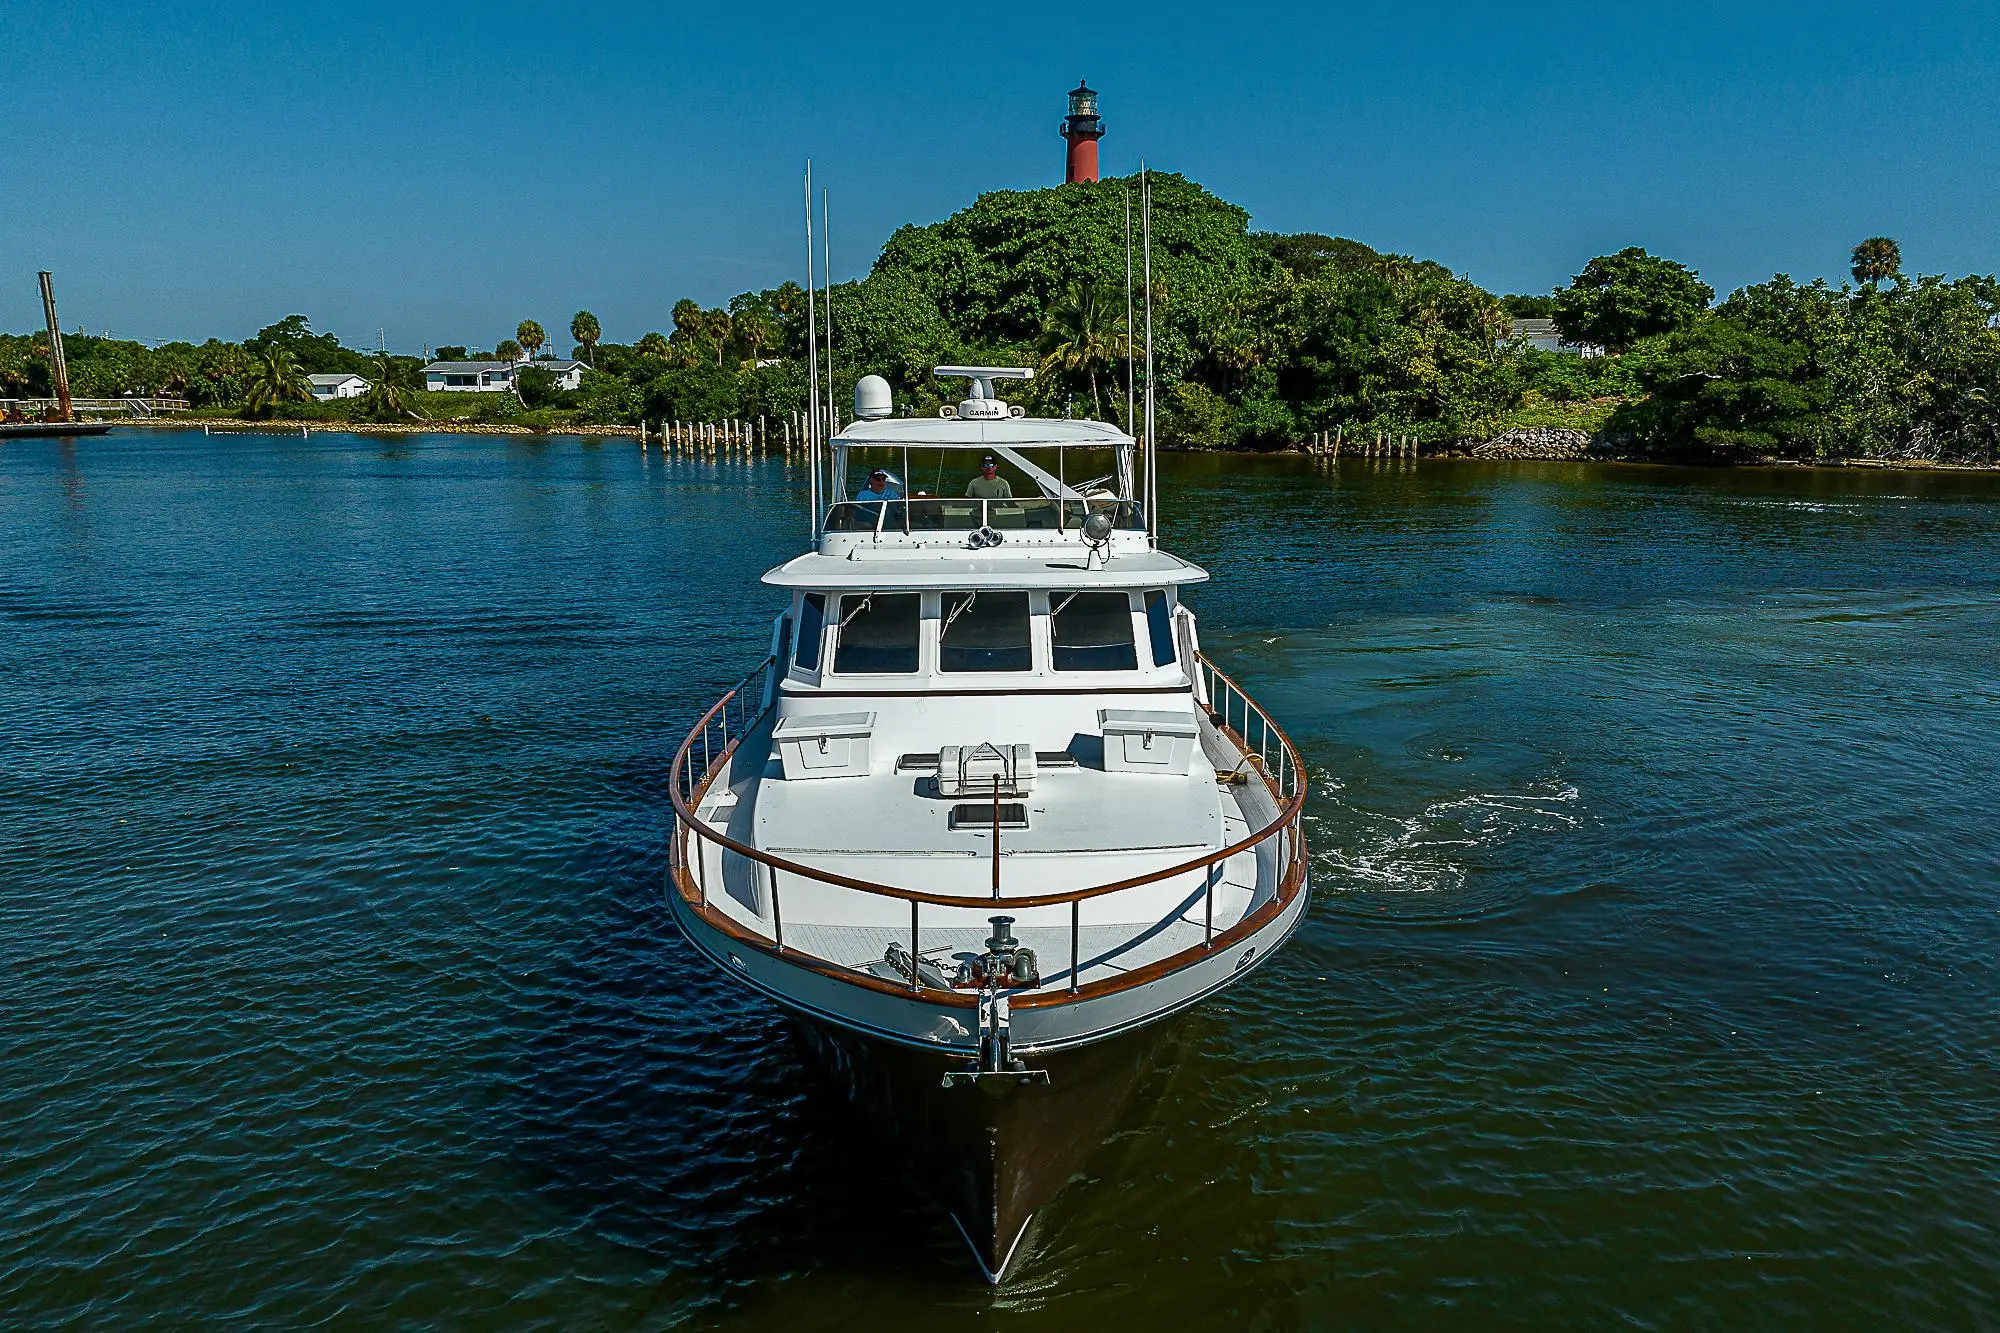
<box><xmin>3</xmin><ymin>437</ymin><xmax>1999</xmax><ymax>1327</ymax></box>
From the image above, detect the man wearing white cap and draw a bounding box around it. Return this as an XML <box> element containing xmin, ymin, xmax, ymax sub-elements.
<box><xmin>854</xmin><ymin>467</ymin><xmax>902</xmax><ymax>502</ymax></box>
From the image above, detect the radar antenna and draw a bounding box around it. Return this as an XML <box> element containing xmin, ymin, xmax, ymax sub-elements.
<box><xmin>935</xmin><ymin>366</ymin><xmax>1033</xmax><ymax>421</ymax></box>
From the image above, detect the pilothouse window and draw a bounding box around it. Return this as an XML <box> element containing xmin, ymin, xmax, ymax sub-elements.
<box><xmin>1145</xmin><ymin>590</ymin><xmax>1177</xmax><ymax>667</ymax></box>
<box><xmin>1051</xmin><ymin>591</ymin><xmax>1137</xmax><ymax>671</ymax></box>
<box><xmin>833</xmin><ymin>593</ymin><xmax>920</xmax><ymax>674</ymax></box>
<box><xmin>939</xmin><ymin>591</ymin><xmax>1032</xmax><ymax>672</ymax></box>
<box><xmin>795</xmin><ymin>593</ymin><xmax>825</xmax><ymax>671</ymax></box>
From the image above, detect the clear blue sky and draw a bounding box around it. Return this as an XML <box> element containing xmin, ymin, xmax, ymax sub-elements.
<box><xmin>6</xmin><ymin>0</ymin><xmax>1997</xmax><ymax>352</ymax></box>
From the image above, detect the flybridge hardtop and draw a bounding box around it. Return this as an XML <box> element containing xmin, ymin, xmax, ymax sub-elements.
<box><xmin>759</xmin><ymin>549</ymin><xmax>1208</xmax><ymax>591</ymax></box>
<box><xmin>666</xmin><ymin>366</ymin><xmax>1309</xmax><ymax>1281</ymax></box>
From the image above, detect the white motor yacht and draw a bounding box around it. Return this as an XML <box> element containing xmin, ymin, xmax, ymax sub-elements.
<box><xmin>666</xmin><ymin>368</ymin><xmax>1309</xmax><ymax>1281</ymax></box>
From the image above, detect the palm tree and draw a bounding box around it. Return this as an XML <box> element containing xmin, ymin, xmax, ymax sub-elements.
<box><xmin>702</xmin><ymin>309</ymin><xmax>733</xmax><ymax>367</ymax></box>
<box><xmin>242</xmin><ymin>345</ymin><xmax>312</xmax><ymax>417</ymax></box>
<box><xmin>495</xmin><ymin>339</ymin><xmax>522</xmax><ymax>362</ymax></box>
<box><xmin>635</xmin><ymin>331</ymin><xmax>670</xmax><ymax>361</ymax></box>
<box><xmin>516</xmin><ymin>319</ymin><xmax>545</xmax><ymax>361</ymax></box>
<box><xmin>1036</xmin><ymin>279</ymin><xmax>1123</xmax><ymax>421</ymax></box>
<box><xmin>356</xmin><ymin>353</ymin><xmax>422</xmax><ymax>421</ymax></box>
<box><xmin>1851</xmin><ymin>237</ymin><xmax>1902</xmax><ymax>285</ymax></box>
<box><xmin>733</xmin><ymin>308</ymin><xmax>774</xmax><ymax>365</ymax></box>
<box><xmin>570</xmin><ymin>310</ymin><xmax>601</xmax><ymax>365</ymax></box>
<box><xmin>669</xmin><ymin>300</ymin><xmax>709</xmax><ymax>368</ymax></box>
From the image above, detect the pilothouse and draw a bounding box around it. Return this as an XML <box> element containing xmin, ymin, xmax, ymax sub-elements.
<box><xmin>666</xmin><ymin>365</ymin><xmax>1309</xmax><ymax>1282</ymax></box>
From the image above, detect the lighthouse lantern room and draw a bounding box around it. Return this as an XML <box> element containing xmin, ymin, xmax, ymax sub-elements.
<box><xmin>1060</xmin><ymin>80</ymin><xmax>1105</xmax><ymax>184</ymax></box>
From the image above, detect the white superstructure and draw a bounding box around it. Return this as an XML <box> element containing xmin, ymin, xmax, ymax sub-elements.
<box><xmin>664</xmin><ymin>368</ymin><xmax>1308</xmax><ymax>1280</ymax></box>
<box><xmin>668</xmin><ymin>370</ymin><xmax>1308</xmax><ymax>1059</ymax></box>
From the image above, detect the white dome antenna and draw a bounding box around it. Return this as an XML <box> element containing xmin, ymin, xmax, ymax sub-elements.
<box><xmin>854</xmin><ymin>374</ymin><xmax>894</xmax><ymax>420</ymax></box>
<box><xmin>935</xmin><ymin>365</ymin><xmax>1032</xmax><ymax>421</ymax></box>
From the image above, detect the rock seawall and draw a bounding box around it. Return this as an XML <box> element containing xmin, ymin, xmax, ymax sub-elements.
<box><xmin>1464</xmin><ymin>428</ymin><xmax>1603</xmax><ymax>460</ymax></box>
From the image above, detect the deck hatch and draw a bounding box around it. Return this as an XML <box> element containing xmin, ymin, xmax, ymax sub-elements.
<box><xmin>949</xmin><ymin>802</ymin><xmax>1029</xmax><ymax>830</ymax></box>
<box><xmin>899</xmin><ymin>750</ymin><xmax>1077</xmax><ymax>771</ymax></box>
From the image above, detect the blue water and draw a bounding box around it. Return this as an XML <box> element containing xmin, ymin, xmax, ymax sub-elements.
<box><xmin>4</xmin><ymin>431</ymin><xmax>1998</xmax><ymax>1327</ymax></box>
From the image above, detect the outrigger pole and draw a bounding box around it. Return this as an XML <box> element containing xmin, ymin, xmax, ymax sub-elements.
<box><xmin>804</xmin><ymin>162</ymin><xmax>822</xmax><ymax>536</ymax></box>
<box><xmin>1125</xmin><ymin>189</ymin><xmax>1135</xmax><ymax>438</ymax></box>
<box><xmin>823</xmin><ymin>188</ymin><xmax>836</xmax><ymax>442</ymax></box>
<box><xmin>1141</xmin><ymin>167</ymin><xmax>1157</xmax><ymax>542</ymax></box>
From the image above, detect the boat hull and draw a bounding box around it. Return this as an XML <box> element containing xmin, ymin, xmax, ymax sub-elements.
<box><xmin>667</xmin><ymin>871</ymin><xmax>1310</xmax><ymax>1280</ymax></box>
<box><xmin>0</xmin><ymin>422</ymin><xmax>112</xmax><ymax>439</ymax></box>
<box><xmin>665</xmin><ymin>869</ymin><xmax>1311</xmax><ymax>1057</ymax></box>
<box><xmin>792</xmin><ymin>1016</ymin><xmax>1169</xmax><ymax>1282</ymax></box>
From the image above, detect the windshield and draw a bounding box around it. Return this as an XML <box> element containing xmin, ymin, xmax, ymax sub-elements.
<box><xmin>939</xmin><ymin>591</ymin><xmax>1033</xmax><ymax>672</ymax></box>
<box><xmin>833</xmin><ymin>593</ymin><xmax>920</xmax><ymax>673</ymax></box>
<box><xmin>1051</xmin><ymin>591</ymin><xmax>1137</xmax><ymax>671</ymax></box>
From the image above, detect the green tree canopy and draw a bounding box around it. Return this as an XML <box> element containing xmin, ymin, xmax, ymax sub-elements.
<box><xmin>515</xmin><ymin>364</ymin><xmax>564</xmax><ymax>409</ymax></box>
<box><xmin>1612</xmin><ymin>316</ymin><xmax>1829</xmax><ymax>458</ymax></box>
<box><xmin>1554</xmin><ymin>248</ymin><xmax>1715</xmax><ymax>352</ymax></box>
<box><xmin>249</xmin><ymin>314</ymin><xmax>367</xmax><ymax>375</ymax></box>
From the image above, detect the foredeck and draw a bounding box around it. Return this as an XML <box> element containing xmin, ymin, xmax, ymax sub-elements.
<box><xmin>689</xmin><ymin>726</ymin><xmax>1268</xmax><ymax>991</ymax></box>
<box><xmin>666</xmin><ymin>650</ymin><xmax>1307</xmax><ymax>1029</ymax></box>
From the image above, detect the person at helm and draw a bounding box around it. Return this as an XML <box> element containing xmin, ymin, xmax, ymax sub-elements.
<box><xmin>965</xmin><ymin>454</ymin><xmax>1013</xmax><ymax>500</ymax></box>
<box><xmin>854</xmin><ymin>468</ymin><xmax>902</xmax><ymax>502</ymax></box>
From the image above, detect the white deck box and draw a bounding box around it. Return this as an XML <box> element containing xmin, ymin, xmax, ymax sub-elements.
<box><xmin>1099</xmin><ymin>709</ymin><xmax>1200</xmax><ymax>776</ymax></box>
<box><xmin>773</xmin><ymin>711</ymin><xmax>875</xmax><ymax>780</ymax></box>
<box><xmin>937</xmin><ymin>742</ymin><xmax>1036</xmax><ymax>796</ymax></box>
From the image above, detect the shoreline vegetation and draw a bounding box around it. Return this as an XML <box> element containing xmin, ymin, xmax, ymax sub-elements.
<box><xmin>6</xmin><ymin>174</ymin><xmax>1997</xmax><ymax>467</ymax></box>
<box><xmin>106</xmin><ymin>418</ymin><xmax>2000</xmax><ymax>474</ymax></box>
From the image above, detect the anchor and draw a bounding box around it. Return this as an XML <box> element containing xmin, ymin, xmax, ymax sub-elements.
<box><xmin>942</xmin><ymin>917</ymin><xmax>1052</xmax><ymax>1092</ymax></box>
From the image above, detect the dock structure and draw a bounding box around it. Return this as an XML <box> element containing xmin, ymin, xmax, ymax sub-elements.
<box><xmin>637</xmin><ymin>407</ymin><xmax>837</xmax><ymax>462</ymax></box>
<box><xmin>2</xmin><ymin>396</ymin><xmax>190</xmax><ymax>419</ymax></box>
<box><xmin>1300</xmin><ymin>426</ymin><xmax>1417</xmax><ymax>459</ymax></box>
<box><xmin>637</xmin><ymin>413</ymin><xmax>1421</xmax><ymax>465</ymax></box>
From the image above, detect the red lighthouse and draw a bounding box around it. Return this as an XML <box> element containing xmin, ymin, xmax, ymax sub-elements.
<box><xmin>1060</xmin><ymin>80</ymin><xmax>1104</xmax><ymax>184</ymax></box>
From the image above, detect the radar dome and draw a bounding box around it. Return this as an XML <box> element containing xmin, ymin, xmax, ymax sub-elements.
<box><xmin>854</xmin><ymin>375</ymin><xmax>894</xmax><ymax>420</ymax></box>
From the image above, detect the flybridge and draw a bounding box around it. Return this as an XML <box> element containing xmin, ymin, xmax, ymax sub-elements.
<box><xmin>820</xmin><ymin>367</ymin><xmax>1151</xmax><ymax>555</ymax></box>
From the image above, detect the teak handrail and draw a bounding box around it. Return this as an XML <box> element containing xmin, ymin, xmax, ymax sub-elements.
<box><xmin>668</xmin><ymin>654</ymin><xmax>1304</xmax><ymax>909</ymax></box>
<box><xmin>665</xmin><ymin>651</ymin><xmax>1308</xmax><ymax>1009</ymax></box>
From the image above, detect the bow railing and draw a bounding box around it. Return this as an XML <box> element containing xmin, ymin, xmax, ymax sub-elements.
<box><xmin>667</xmin><ymin>652</ymin><xmax>1308</xmax><ymax>1009</ymax></box>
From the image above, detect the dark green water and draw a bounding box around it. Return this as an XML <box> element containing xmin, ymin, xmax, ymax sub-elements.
<box><xmin>5</xmin><ymin>432</ymin><xmax>1998</xmax><ymax>1328</ymax></box>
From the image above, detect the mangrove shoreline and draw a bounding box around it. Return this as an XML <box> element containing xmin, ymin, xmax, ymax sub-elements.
<box><xmin>94</xmin><ymin>419</ymin><xmax>2000</xmax><ymax>474</ymax></box>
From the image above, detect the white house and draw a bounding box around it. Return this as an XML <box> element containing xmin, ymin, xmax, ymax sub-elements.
<box><xmin>421</xmin><ymin>359</ymin><xmax>588</xmax><ymax>393</ymax></box>
<box><xmin>1510</xmin><ymin>318</ymin><xmax>1604</xmax><ymax>359</ymax></box>
<box><xmin>308</xmin><ymin>372</ymin><xmax>370</xmax><ymax>400</ymax></box>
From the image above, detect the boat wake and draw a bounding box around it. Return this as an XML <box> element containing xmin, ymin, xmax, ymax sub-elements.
<box><xmin>1306</xmin><ymin>772</ymin><xmax>1585</xmax><ymax>919</ymax></box>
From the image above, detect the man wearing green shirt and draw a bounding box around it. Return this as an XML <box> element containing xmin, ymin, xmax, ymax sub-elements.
<box><xmin>965</xmin><ymin>454</ymin><xmax>1013</xmax><ymax>500</ymax></box>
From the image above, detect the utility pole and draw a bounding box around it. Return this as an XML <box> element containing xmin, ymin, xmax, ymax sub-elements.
<box><xmin>38</xmin><ymin>272</ymin><xmax>72</xmax><ymax>422</ymax></box>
